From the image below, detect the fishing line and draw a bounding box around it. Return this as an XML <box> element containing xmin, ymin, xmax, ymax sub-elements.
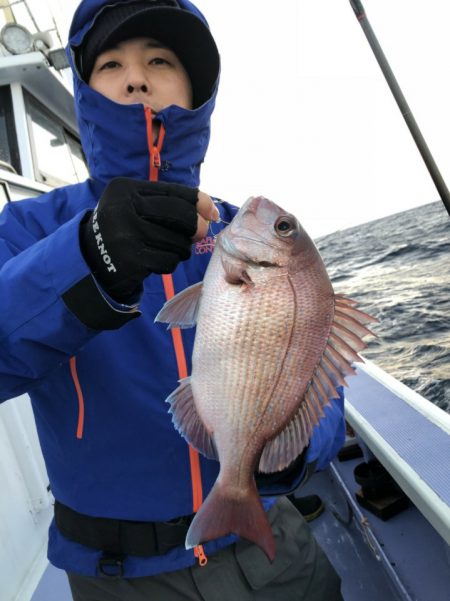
<box><xmin>208</xmin><ymin>219</ymin><xmax>229</xmax><ymax>239</ymax></box>
<box><xmin>209</xmin><ymin>198</ymin><xmax>231</xmax><ymax>235</ymax></box>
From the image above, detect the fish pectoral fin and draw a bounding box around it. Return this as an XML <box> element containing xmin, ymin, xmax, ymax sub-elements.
<box><xmin>258</xmin><ymin>406</ymin><xmax>312</xmax><ymax>473</ymax></box>
<box><xmin>154</xmin><ymin>282</ymin><xmax>203</xmax><ymax>329</ymax></box>
<box><xmin>166</xmin><ymin>377</ymin><xmax>218</xmax><ymax>461</ymax></box>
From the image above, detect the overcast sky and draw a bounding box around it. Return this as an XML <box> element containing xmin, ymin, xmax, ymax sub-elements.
<box><xmin>38</xmin><ymin>0</ymin><xmax>450</xmax><ymax>237</ymax></box>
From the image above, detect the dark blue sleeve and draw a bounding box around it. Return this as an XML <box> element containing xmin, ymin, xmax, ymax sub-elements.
<box><xmin>304</xmin><ymin>388</ymin><xmax>346</xmax><ymax>471</ymax></box>
<box><xmin>0</xmin><ymin>198</ymin><xmax>138</xmax><ymax>401</ymax></box>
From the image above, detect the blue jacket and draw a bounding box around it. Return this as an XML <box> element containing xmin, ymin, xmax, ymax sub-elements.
<box><xmin>0</xmin><ymin>0</ymin><xmax>345</xmax><ymax>578</ymax></box>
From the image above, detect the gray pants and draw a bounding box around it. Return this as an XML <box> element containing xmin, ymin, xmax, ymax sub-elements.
<box><xmin>68</xmin><ymin>497</ymin><xmax>343</xmax><ymax>601</ymax></box>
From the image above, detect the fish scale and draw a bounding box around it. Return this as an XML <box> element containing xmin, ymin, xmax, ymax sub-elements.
<box><xmin>193</xmin><ymin>253</ymin><xmax>295</xmax><ymax>433</ymax></box>
<box><xmin>155</xmin><ymin>195</ymin><xmax>377</xmax><ymax>561</ymax></box>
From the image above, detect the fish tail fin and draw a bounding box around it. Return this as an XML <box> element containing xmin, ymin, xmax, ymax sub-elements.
<box><xmin>186</xmin><ymin>480</ymin><xmax>276</xmax><ymax>562</ymax></box>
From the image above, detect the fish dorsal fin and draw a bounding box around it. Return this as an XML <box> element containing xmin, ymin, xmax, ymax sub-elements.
<box><xmin>258</xmin><ymin>294</ymin><xmax>377</xmax><ymax>474</ymax></box>
<box><xmin>257</xmin><ymin>377</ymin><xmax>336</xmax><ymax>474</ymax></box>
<box><xmin>155</xmin><ymin>282</ymin><xmax>203</xmax><ymax>329</ymax></box>
<box><xmin>310</xmin><ymin>294</ymin><xmax>377</xmax><ymax>404</ymax></box>
<box><xmin>258</xmin><ymin>404</ymin><xmax>313</xmax><ymax>473</ymax></box>
<box><xmin>322</xmin><ymin>294</ymin><xmax>377</xmax><ymax>386</ymax></box>
<box><xmin>166</xmin><ymin>377</ymin><xmax>218</xmax><ymax>461</ymax></box>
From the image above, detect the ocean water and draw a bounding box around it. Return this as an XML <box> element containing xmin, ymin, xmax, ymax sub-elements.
<box><xmin>315</xmin><ymin>201</ymin><xmax>450</xmax><ymax>413</ymax></box>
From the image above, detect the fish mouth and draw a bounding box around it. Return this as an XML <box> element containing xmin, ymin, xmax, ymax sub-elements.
<box><xmin>218</xmin><ymin>233</ymin><xmax>280</xmax><ymax>268</ymax></box>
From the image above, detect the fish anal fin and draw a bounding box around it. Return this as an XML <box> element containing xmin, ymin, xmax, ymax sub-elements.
<box><xmin>155</xmin><ymin>282</ymin><xmax>203</xmax><ymax>329</ymax></box>
<box><xmin>166</xmin><ymin>377</ymin><xmax>217</xmax><ymax>460</ymax></box>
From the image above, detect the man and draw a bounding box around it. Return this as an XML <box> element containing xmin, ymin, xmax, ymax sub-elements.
<box><xmin>0</xmin><ymin>1</ymin><xmax>345</xmax><ymax>599</ymax></box>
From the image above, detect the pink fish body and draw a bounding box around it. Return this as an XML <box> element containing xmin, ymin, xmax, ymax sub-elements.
<box><xmin>156</xmin><ymin>196</ymin><xmax>375</xmax><ymax>561</ymax></box>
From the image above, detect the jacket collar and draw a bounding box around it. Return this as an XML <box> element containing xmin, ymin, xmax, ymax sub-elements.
<box><xmin>74</xmin><ymin>80</ymin><xmax>216</xmax><ymax>186</ymax></box>
<box><xmin>67</xmin><ymin>0</ymin><xmax>219</xmax><ymax>187</ymax></box>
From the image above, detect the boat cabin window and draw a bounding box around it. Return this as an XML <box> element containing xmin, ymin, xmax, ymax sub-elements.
<box><xmin>0</xmin><ymin>86</ymin><xmax>21</xmax><ymax>175</ymax></box>
<box><xmin>24</xmin><ymin>91</ymin><xmax>89</xmax><ymax>187</ymax></box>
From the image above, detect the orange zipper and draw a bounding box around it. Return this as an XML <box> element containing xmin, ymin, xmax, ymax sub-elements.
<box><xmin>146</xmin><ymin>107</ymin><xmax>207</xmax><ymax>567</ymax></box>
<box><xmin>70</xmin><ymin>357</ymin><xmax>85</xmax><ymax>440</ymax></box>
<box><xmin>145</xmin><ymin>106</ymin><xmax>166</xmax><ymax>181</ymax></box>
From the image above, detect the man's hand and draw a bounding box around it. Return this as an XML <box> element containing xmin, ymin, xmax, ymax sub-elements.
<box><xmin>80</xmin><ymin>178</ymin><xmax>219</xmax><ymax>302</ymax></box>
<box><xmin>193</xmin><ymin>190</ymin><xmax>219</xmax><ymax>241</ymax></box>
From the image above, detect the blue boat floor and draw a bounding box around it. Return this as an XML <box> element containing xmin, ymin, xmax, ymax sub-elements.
<box><xmin>32</xmin><ymin>563</ymin><xmax>71</xmax><ymax>601</ymax></box>
<box><xmin>299</xmin><ymin>456</ymin><xmax>450</xmax><ymax>601</ymax></box>
<box><xmin>32</xmin><ymin>459</ymin><xmax>450</xmax><ymax>601</ymax></box>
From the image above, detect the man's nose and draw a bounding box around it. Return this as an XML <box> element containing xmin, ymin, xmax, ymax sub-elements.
<box><xmin>127</xmin><ymin>83</ymin><xmax>148</xmax><ymax>94</ymax></box>
<box><xmin>125</xmin><ymin>67</ymin><xmax>150</xmax><ymax>95</ymax></box>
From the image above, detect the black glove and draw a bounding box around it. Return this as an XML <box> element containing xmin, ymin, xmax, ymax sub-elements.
<box><xmin>80</xmin><ymin>178</ymin><xmax>199</xmax><ymax>302</ymax></box>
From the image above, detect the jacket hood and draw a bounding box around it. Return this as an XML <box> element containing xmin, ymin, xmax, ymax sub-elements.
<box><xmin>66</xmin><ymin>0</ymin><xmax>220</xmax><ymax>187</ymax></box>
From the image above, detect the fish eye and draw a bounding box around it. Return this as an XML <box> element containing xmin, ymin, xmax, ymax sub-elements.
<box><xmin>274</xmin><ymin>216</ymin><xmax>297</xmax><ymax>237</ymax></box>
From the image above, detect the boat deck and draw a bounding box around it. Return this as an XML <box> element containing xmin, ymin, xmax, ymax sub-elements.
<box><xmin>31</xmin><ymin>564</ymin><xmax>71</xmax><ymax>601</ymax></box>
<box><xmin>31</xmin><ymin>451</ymin><xmax>450</xmax><ymax>601</ymax></box>
<box><xmin>31</xmin><ymin>362</ymin><xmax>450</xmax><ymax>601</ymax></box>
<box><xmin>302</xmin><ymin>456</ymin><xmax>450</xmax><ymax>601</ymax></box>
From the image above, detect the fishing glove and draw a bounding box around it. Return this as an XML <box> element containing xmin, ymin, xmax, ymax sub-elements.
<box><xmin>80</xmin><ymin>178</ymin><xmax>199</xmax><ymax>302</ymax></box>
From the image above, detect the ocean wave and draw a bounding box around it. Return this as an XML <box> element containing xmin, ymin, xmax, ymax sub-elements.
<box><xmin>317</xmin><ymin>201</ymin><xmax>450</xmax><ymax>412</ymax></box>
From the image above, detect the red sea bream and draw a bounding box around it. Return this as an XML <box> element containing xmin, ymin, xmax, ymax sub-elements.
<box><xmin>156</xmin><ymin>196</ymin><xmax>376</xmax><ymax>561</ymax></box>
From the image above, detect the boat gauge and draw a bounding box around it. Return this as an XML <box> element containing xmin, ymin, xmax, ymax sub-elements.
<box><xmin>0</xmin><ymin>23</ymin><xmax>33</xmax><ymax>55</ymax></box>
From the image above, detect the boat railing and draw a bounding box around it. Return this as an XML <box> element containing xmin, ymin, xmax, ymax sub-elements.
<box><xmin>345</xmin><ymin>358</ymin><xmax>450</xmax><ymax>546</ymax></box>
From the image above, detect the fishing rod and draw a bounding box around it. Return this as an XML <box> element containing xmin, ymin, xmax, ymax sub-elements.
<box><xmin>349</xmin><ymin>0</ymin><xmax>450</xmax><ymax>218</ymax></box>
